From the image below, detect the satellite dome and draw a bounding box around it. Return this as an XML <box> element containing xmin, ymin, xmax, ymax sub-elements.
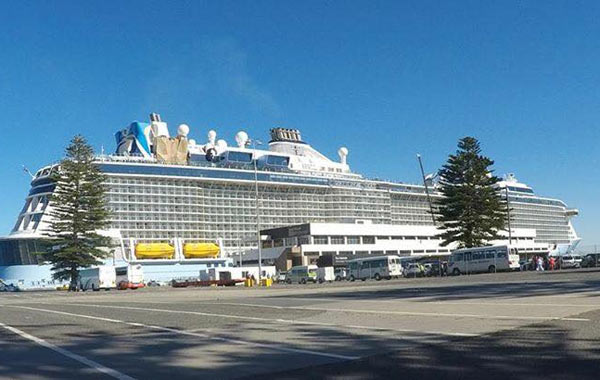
<box><xmin>216</xmin><ymin>139</ymin><xmax>228</xmax><ymax>149</ymax></box>
<box><xmin>207</xmin><ymin>130</ymin><xmax>217</xmax><ymax>145</ymax></box>
<box><xmin>235</xmin><ymin>131</ymin><xmax>249</xmax><ymax>147</ymax></box>
<box><xmin>338</xmin><ymin>147</ymin><xmax>349</xmax><ymax>164</ymax></box>
<box><xmin>177</xmin><ymin>124</ymin><xmax>190</xmax><ymax>137</ymax></box>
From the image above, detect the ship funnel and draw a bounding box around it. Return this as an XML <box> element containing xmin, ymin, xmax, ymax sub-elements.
<box><xmin>338</xmin><ymin>147</ymin><xmax>348</xmax><ymax>165</ymax></box>
<box><xmin>150</xmin><ymin>113</ymin><xmax>162</xmax><ymax>122</ymax></box>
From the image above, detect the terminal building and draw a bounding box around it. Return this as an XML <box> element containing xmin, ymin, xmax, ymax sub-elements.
<box><xmin>237</xmin><ymin>222</ymin><xmax>551</xmax><ymax>271</ymax></box>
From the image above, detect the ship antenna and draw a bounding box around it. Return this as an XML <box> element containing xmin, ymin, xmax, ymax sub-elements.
<box><xmin>417</xmin><ymin>154</ymin><xmax>436</xmax><ymax>225</ymax></box>
<box><xmin>22</xmin><ymin>165</ymin><xmax>35</xmax><ymax>179</ymax></box>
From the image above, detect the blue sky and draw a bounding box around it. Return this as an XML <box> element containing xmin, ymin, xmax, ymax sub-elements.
<box><xmin>1</xmin><ymin>1</ymin><xmax>599</xmax><ymax>244</ymax></box>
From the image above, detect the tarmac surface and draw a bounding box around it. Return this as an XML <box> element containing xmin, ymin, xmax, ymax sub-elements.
<box><xmin>1</xmin><ymin>269</ymin><xmax>600</xmax><ymax>379</ymax></box>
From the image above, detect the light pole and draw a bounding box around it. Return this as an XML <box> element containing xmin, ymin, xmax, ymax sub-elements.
<box><xmin>505</xmin><ymin>186</ymin><xmax>512</xmax><ymax>244</ymax></box>
<box><xmin>247</xmin><ymin>139</ymin><xmax>263</xmax><ymax>283</ymax></box>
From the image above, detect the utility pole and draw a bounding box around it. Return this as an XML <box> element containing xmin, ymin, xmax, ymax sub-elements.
<box><xmin>505</xmin><ymin>186</ymin><xmax>512</xmax><ymax>245</ymax></box>
<box><xmin>249</xmin><ymin>139</ymin><xmax>263</xmax><ymax>283</ymax></box>
<box><xmin>417</xmin><ymin>154</ymin><xmax>436</xmax><ymax>225</ymax></box>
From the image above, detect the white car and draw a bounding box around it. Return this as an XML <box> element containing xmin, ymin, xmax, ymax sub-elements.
<box><xmin>403</xmin><ymin>263</ymin><xmax>423</xmax><ymax>278</ymax></box>
<box><xmin>572</xmin><ymin>255</ymin><xmax>583</xmax><ymax>268</ymax></box>
<box><xmin>560</xmin><ymin>256</ymin><xmax>577</xmax><ymax>269</ymax></box>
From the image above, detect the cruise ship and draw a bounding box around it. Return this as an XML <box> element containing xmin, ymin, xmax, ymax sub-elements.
<box><xmin>0</xmin><ymin>113</ymin><xmax>580</xmax><ymax>288</ymax></box>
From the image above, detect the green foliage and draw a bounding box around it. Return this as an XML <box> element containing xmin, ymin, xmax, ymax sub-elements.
<box><xmin>436</xmin><ymin>137</ymin><xmax>507</xmax><ymax>248</ymax></box>
<box><xmin>39</xmin><ymin>135</ymin><xmax>112</xmax><ymax>287</ymax></box>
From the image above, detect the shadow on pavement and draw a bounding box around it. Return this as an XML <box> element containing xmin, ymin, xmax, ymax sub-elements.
<box><xmin>259</xmin><ymin>315</ymin><xmax>600</xmax><ymax>380</ymax></box>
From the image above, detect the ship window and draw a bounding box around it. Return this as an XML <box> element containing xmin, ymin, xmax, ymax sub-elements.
<box><xmin>227</xmin><ymin>151</ymin><xmax>253</xmax><ymax>163</ymax></box>
<box><xmin>266</xmin><ymin>155</ymin><xmax>289</xmax><ymax>166</ymax></box>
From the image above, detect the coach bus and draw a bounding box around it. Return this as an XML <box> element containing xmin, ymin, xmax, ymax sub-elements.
<box><xmin>448</xmin><ymin>245</ymin><xmax>520</xmax><ymax>276</ymax></box>
<box><xmin>347</xmin><ymin>255</ymin><xmax>403</xmax><ymax>281</ymax></box>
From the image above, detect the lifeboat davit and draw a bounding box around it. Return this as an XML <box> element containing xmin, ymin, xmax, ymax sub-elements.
<box><xmin>135</xmin><ymin>243</ymin><xmax>175</xmax><ymax>259</ymax></box>
<box><xmin>183</xmin><ymin>243</ymin><xmax>220</xmax><ymax>259</ymax></box>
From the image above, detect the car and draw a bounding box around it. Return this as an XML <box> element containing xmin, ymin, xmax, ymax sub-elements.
<box><xmin>0</xmin><ymin>280</ymin><xmax>20</xmax><ymax>292</ymax></box>
<box><xmin>403</xmin><ymin>263</ymin><xmax>424</xmax><ymax>278</ymax></box>
<box><xmin>276</xmin><ymin>271</ymin><xmax>287</xmax><ymax>283</ymax></box>
<box><xmin>334</xmin><ymin>267</ymin><xmax>347</xmax><ymax>281</ymax></box>
<box><xmin>559</xmin><ymin>255</ymin><xmax>577</xmax><ymax>269</ymax></box>
<box><xmin>572</xmin><ymin>255</ymin><xmax>583</xmax><ymax>268</ymax></box>
<box><xmin>423</xmin><ymin>261</ymin><xmax>442</xmax><ymax>277</ymax></box>
<box><xmin>581</xmin><ymin>253</ymin><xmax>600</xmax><ymax>268</ymax></box>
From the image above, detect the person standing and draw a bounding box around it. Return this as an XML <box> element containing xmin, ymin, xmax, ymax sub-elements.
<box><xmin>537</xmin><ymin>256</ymin><xmax>544</xmax><ymax>271</ymax></box>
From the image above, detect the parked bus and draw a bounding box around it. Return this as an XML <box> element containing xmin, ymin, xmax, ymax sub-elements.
<box><xmin>79</xmin><ymin>266</ymin><xmax>116</xmax><ymax>291</ymax></box>
<box><xmin>347</xmin><ymin>255</ymin><xmax>402</xmax><ymax>281</ymax></box>
<box><xmin>116</xmin><ymin>264</ymin><xmax>145</xmax><ymax>290</ymax></box>
<box><xmin>448</xmin><ymin>245</ymin><xmax>520</xmax><ymax>276</ymax></box>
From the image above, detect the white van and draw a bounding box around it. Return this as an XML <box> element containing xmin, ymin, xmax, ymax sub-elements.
<box><xmin>286</xmin><ymin>265</ymin><xmax>318</xmax><ymax>284</ymax></box>
<box><xmin>79</xmin><ymin>266</ymin><xmax>116</xmax><ymax>291</ymax></box>
<box><xmin>347</xmin><ymin>255</ymin><xmax>403</xmax><ymax>281</ymax></box>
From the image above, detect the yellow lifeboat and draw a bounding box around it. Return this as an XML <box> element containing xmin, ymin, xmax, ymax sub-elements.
<box><xmin>135</xmin><ymin>243</ymin><xmax>175</xmax><ymax>259</ymax></box>
<box><xmin>183</xmin><ymin>242</ymin><xmax>220</xmax><ymax>259</ymax></box>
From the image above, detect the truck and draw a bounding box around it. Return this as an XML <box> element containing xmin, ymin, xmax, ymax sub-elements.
<box><xmin>317</xmin><ymin>266</ymin><xmax>335</xmax><ymax>283</ymax></box>
<box><xmin>79</xmin><ymin>266</ymin><xmax>117</xmax><ymax>291</ymax></box>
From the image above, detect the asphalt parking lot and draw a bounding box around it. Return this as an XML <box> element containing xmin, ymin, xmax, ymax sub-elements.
<box><xmin>1</xmin><ymin>269</ymin><xmax>600</xmax><ymax>379</ymax></box>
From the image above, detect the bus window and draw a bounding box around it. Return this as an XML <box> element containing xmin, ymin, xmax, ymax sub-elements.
<box><xmin>472</xmin><ymin>252</ymin><xmax>482</xmax><ymax>260</ymax></box>
<box><xmin>497</xmin><ymin>251</ymin><xmax>507</xmax><ymax>258</ymax></box>
<box><xmin>486</xmin><ymin>252</ymin><xmax>495</xmax><ymax>259</ymax></box>
<box><xmin>464</xmin><ymin>253</ymin><xmax>472</xmax><ymax>261</ymax></box>
<box><xmin>361</xmin><ymin>262</ymin><xmax>370</xmax><ymax>269</ymax></box>
<box><xmin>349</xmin><ymin>262</ymin><xmax>358</xmax><ymax>270</ymax></box>
<box><xmin>454</xmin><ymin>253</ymin><xmax>464</xmax><ymax>261</ymax></box>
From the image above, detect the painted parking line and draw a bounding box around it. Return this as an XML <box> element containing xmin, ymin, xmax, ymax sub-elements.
<box><xmin>55</xmin><ymin>302</ymin><xmax>478</xmax><ymax>337</ymax></box>
<box><xmin>10</xmin><ymin>306</ymin><xmax>359</xmax><ymax>361</ymax></box>
<box><xmin>0</xmin><ymin>321</ymin><xmax>136</xmax><ymax>380</ymax></box>
<box><xmin>191</xmin><ymin>301</ymin><xmax>591</xmax><ymax>322</ymax></box>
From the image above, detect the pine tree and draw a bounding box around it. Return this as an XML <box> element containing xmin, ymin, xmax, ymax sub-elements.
<box><xmin>436</xmin><ymin>137</ymin><xmax>507</xmax><ymax>248</ymax></box>
<box><xmin>40</xmin><ymin>135</ymin><xmax>112</xmax><ymax>290</ymax></box>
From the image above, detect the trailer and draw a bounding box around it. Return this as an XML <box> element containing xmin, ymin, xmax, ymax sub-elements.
<box><xmin>317</xmin><ymin>267</ymin><xmax>335</xmax><ymax>283</ymax></box>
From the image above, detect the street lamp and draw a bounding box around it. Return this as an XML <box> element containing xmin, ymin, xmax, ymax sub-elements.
<box><xmin>246</xmin><ymin>138</ymin><xmax>263</xmax><ymax>283</ymax></box>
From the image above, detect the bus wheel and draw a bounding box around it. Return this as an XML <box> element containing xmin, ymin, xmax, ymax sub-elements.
<box><xmin>374</xmin><ymin>273</ymin><xmax>381</xmax><ymax>281</ymax></box>
<box><xmin>300</xmin><ymin>278</ymin><xmax>306</xmax><ymax>285</ymax></box>
<box><xmin>453</xmin><ymin>268</ymin><xmax>461</xmax><ymax>276</ymax></box>
<box><xmin>488</xmin><ymin>265</ymin><xmax>496</xmax><ymax>273</ymax></box>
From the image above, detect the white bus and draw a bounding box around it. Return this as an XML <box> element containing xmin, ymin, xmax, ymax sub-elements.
<box><xmin>79</xmin><ymin>266</ymin><xmax>116</xmax><ymax>291</ymax></box>
<box><xmin>115</xmin><ymin>264</ymin><xmax>145</xmax><ymax>290</ymax></box>
<box><xmin>448</xmin><ymin>245</ymin><xmax>520</xmax><ymax>276</ymax></box>
<box><xmin>347</xmin><ymin>255</ymin><xmax>403</xmax><ymax>281</ymax></box>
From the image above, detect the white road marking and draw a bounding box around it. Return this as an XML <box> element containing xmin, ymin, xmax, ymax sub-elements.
<box><xmin>10</xmin><ymin>306</ymin><xmax>359</xmax><ymax>361</ymax></box>
<box><xmin>60</xmin><ymin>302</ymin><xmax>478</xmax><ymax>337</ymax></box>
<box><xmin>278</xmin><ymin>297</ymin><xmax>600</xmax><ymax>309</ymax></box>
<box><xmin>0</xmin><ymin>321</ymin><xmax>136</xmax><ymax>380</ymax></box>
<box><xmin>191</xmin><ymin>301</ymin><xmax>590</xmax><ymax>322</ymax></box>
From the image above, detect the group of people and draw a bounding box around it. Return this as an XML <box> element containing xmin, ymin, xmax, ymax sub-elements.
<box><xmin>530</xmin><ymin>255</ymin><xmax>558</xmax><ymax>271</ymax></box>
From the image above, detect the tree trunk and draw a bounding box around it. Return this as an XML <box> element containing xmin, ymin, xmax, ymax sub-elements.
<box><xmin>69</xmin><ymin>267</ymin><xmax>78</xmax><ymax>292</ymax></box>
